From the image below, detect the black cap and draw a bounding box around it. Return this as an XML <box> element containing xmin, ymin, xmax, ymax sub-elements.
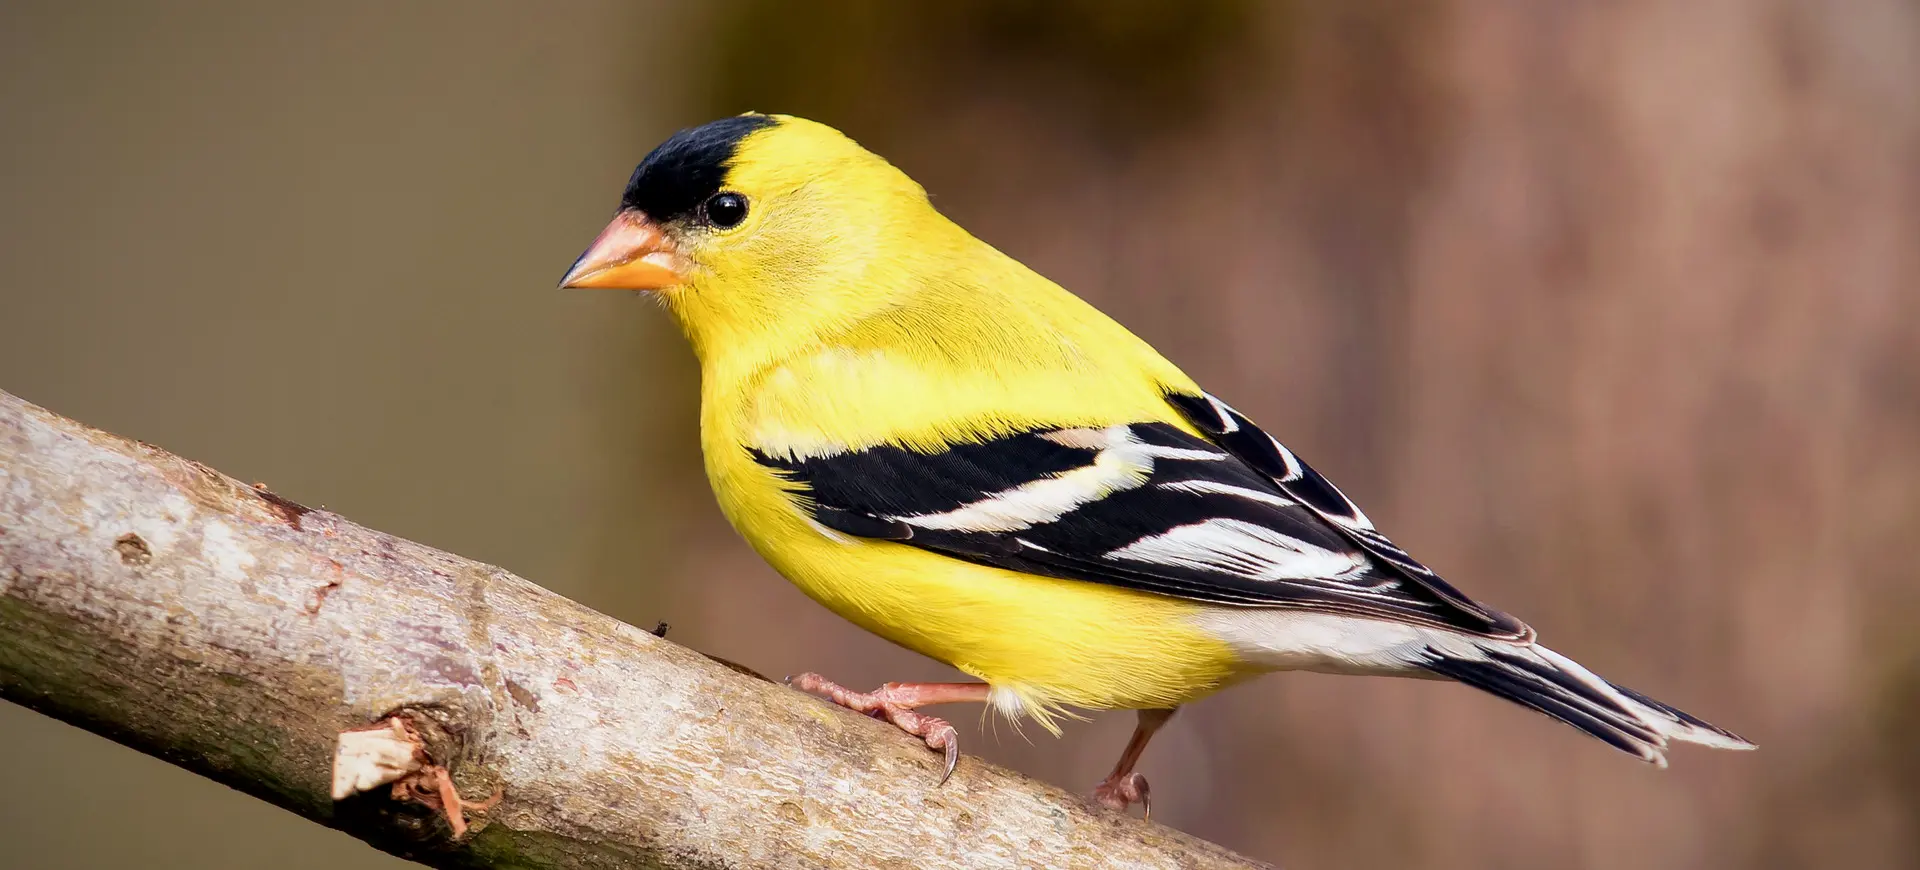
<box><xmin>620</xmin><ymin>115</ymin><xmax>780</xmax><ymax>223</ymax></box>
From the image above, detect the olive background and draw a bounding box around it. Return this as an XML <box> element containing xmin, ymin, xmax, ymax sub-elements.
<box><xmin>3</xmin><ymin>2</ymin><xmax>1917</xmax><ymax>868</ymax></box>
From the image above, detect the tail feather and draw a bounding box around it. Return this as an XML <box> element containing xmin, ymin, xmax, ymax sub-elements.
<box><xmin>1420</xmin><ymin>639</ymin><xmax>1756</xmax><ymax>765</ymax></box>
<box><xmin>1603</xmin><ymin>678</ymin><xmax>1757</xmax><ymax>751</ymax></box>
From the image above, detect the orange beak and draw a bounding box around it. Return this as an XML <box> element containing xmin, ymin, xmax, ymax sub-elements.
<box><xmin>558</xmin><ymin>210</ymin><xmax>687</xmax><ymax>290</ymax></box>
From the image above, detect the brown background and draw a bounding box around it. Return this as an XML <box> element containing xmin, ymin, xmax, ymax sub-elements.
<box><xmin>3</xmin><ymin>2</ymin><xmax>1916</xmax><ymax>868</ymax></box>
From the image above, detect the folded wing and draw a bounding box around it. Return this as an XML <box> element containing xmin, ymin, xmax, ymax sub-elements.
<box><xmin>752</xmin><ymin>393</ymin><xmax>1528</xmax><ymax>639</ymax></box>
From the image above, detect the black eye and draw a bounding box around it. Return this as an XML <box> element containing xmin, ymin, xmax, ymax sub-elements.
<box><xmin>703</xmin><ymin>192</ymin><xmax>748</xmax><ymax>228</ymax></box>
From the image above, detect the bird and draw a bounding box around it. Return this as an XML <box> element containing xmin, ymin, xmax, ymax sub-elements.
<box><xmin>559</xmin><ymin>113</ymin><xmax>1754</xmax><ymax>813</ymax></box>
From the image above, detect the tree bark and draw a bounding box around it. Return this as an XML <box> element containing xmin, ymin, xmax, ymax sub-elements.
<box><xmin>0</xmin><ymin>388</ymin><xmax>1268</xmax><ymax>870</ymax></box>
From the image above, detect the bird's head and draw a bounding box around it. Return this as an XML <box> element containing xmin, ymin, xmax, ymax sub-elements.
<box><xmin>561</xmin><ymin>114</ymin><xmax>962</xmax><ymax>366</ymax></box>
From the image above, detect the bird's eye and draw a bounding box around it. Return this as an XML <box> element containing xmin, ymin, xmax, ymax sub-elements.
<box><xmin>703</xmin><ymin>192</ymin><xmax>749</xmax><ymax>229</ymax></box>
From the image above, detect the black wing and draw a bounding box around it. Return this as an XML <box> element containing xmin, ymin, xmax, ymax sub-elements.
<box><xmin>752</xmin><ymin>396</ymin><xmax>1528</xmax><ymax>639</ymax></box>
<box><xmin>1164</xmin><ymin>391</ymin><xmax>1529</xmax><ymax>640</ymax></box>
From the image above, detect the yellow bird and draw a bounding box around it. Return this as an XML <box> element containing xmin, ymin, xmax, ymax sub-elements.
<box><xmin>560</xmin><ymin>114</ymin><xmax>1753</xmax><ymax>812</ymax></box>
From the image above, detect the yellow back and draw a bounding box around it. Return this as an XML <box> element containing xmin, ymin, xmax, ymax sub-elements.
<box><xmin>660</xmin><ymin>115</ymin><xmax>1200</xmax><ymax>457</ymax></box>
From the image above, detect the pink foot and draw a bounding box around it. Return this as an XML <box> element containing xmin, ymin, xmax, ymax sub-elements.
<box><xmin>1093</xmin><ymin>771</ymin><xmax>1152</xmax><ymax>818</ymax></box>
<box><xmin>788</xmin><ymin>673</ymin><xmax>982</xmax><ymax>783</ymax></box>
<box><xmin>1091</xmin><ymin>708</ymin><xmax>1175</xmax><ymax>819</ymax></box>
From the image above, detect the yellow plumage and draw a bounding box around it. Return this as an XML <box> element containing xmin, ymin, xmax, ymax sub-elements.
<box><xmin>558</xmin><ymin>113</ymin><xmax>1753</xmax><ymax>803</ymax></box>
<box><xmin>681</xmin><ymin>117</ymin><xmax>1243</xmax><ymax>727</ymax></box>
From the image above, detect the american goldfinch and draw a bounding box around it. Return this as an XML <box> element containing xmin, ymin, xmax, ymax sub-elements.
<box><xmin>560</xmin><ymin>114</ymin><xmax>1754</xmax><ymax>811</ymax></box>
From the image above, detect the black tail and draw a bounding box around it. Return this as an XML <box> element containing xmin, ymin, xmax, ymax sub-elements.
<box><xmin>1421</xmin><ymin>640</ymin><xmax>1755</xmax><ymax>765</ymax></box>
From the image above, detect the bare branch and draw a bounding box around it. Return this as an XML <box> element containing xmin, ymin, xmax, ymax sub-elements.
<box><xmin>0</xmin><ymin>389</ymin><xmax>1269</xmax><ymax>870</ymax></box>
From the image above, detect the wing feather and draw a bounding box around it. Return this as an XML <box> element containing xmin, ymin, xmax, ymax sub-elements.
<box><xmin>1164</xmin><ymin>391</ymin><xmax>1531</xmax><ymax>639</ymax></box>
<box><xmin>753</xmin><ymin>400</ymin><xmax>1529</xmax><ymax>639</ymax></box>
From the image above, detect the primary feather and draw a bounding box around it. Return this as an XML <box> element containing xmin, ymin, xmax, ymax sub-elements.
<box><xmin>574</xmin><ymin>113</ymin><xmax>1753</xmax><ymax>764</ymax></box>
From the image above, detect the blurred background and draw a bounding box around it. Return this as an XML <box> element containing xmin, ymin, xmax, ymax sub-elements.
<box><xmin>3</xmin><ymin>1</ymin><xmax>1916</xmax><ymax>867</ymax></box>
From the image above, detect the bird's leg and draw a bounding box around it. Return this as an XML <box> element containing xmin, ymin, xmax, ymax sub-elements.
<box><xmin>1093</xmin><ymin>707</ymin><xmax>1177</xmax><ymax>818</ymax></box>
<box><xmin>786</xmin><ymin>673</ymin><xmax>991</xmax><ymax>784</ymax></box>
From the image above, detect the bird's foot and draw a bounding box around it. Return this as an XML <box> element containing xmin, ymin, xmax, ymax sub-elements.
<box><xmin>1090</xmin><ymin>708</ymin><xmax>1174</xmax><ymax>819</ymax></box>
<box><xmin>1093</xmin><ymin>771</ymin><xmax>1152</xmax><ymax>818</ymax></box>
<box><xmin>787</xmin><ymin>673</ymin><xmax>965</xmax><ymax>783</ymax></box>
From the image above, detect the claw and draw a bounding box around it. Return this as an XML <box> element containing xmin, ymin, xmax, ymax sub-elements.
<box><xmin>931</xmin><ymin>724</ymin><xmax>960</xmax><ymax>785</ymax></box>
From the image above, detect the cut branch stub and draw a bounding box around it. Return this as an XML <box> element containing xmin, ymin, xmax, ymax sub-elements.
<box><xmin>334</xmin><ymin>714</ymin><xmax>502</xmax><ymax>838</ymax></box>
<box><xmin>334</xmin><ymin>717</ymin><xmax>427</xmax><ymax>800</ymax></box>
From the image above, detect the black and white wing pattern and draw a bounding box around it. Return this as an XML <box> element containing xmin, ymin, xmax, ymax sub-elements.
<box><xmin>1163</xmin><ymin>391</ymin><xmax>1529</xmax><ymax>640</ymax></box>
<box><xmin>752</xmin><ymin>390</ymin><xmax>1529</xmax><ymax>639</ymax></box>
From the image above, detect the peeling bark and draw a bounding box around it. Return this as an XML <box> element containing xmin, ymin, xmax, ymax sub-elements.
<box><xmin>0</xmin><ymin>389</ymin><xmax>1269</xmax><ymax>869</ymax></box>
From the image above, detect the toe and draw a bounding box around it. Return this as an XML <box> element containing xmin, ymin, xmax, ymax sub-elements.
<box><xmin>1131</xmin><ymin>774</ymin><xmax>1153</xmax><ymax>820</ymax></box>
<box><xmin>1092</xmin><ymin>772</ymin><xmax>1151</xmax><ymax>816</ymax></box>
<box><xmin>897</xmin><ymin>709</ymin><xmax>960</xmax><ymax>785</ymax></box>
<box><xmin>787</xmin><ymin>672</ymin><xmax>830</xmax><ymax>695</ymax></box>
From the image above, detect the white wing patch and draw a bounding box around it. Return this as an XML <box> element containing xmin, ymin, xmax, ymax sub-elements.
<box><xmin>1157</xmin><ymin>479</ymin><xmax>1296</xmax><ymax>507</ymax></box>
<box><xmin>1105</xmin><ymin>518</ymin><xmax>1369</xmax><ymax>583</ymax></box>
<box><xmin>890</xmin><ymin>425</ymin><xmax>1222</xmax><ymax>533</ymax></box>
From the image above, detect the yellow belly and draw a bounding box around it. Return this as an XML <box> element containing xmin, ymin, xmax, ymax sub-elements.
<box><xmin>709</xmin><ymin>450</ymin><xmax>1245</xmax><ymax>725</ymax></box>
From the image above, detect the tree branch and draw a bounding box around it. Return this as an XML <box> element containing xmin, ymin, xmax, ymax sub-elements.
<box><xmin>0</xmin><ymin>389</ymin><xmax>1269</xmax><ymax>870</ymax></box>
